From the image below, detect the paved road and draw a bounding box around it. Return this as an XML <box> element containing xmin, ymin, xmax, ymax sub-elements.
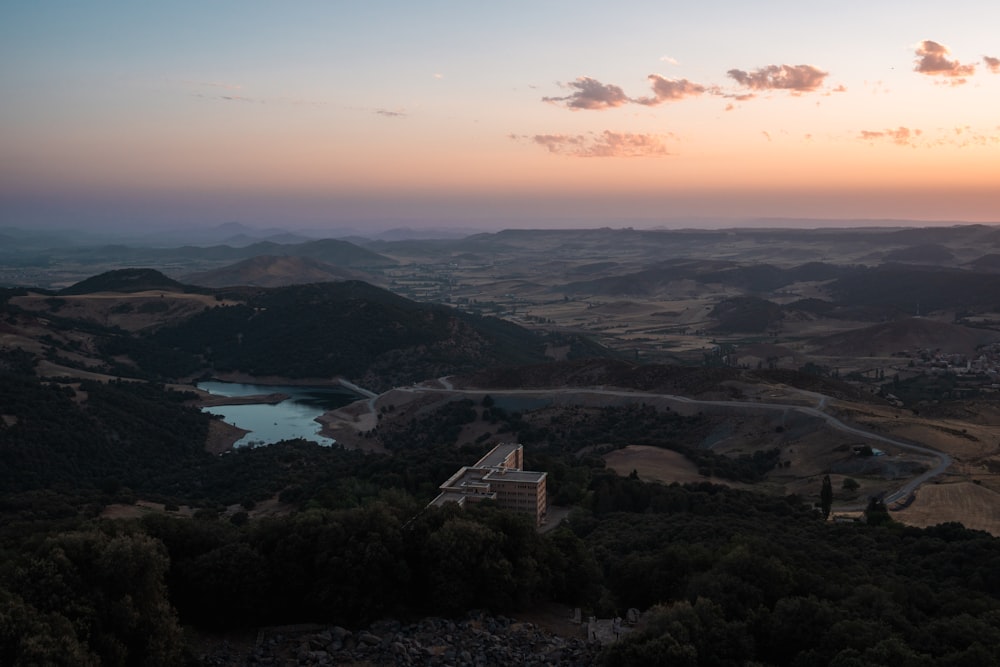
<box><xmin>391</xmin><ymin>380</ymin><xmax>952</xmax><ymax>509</ymax></box>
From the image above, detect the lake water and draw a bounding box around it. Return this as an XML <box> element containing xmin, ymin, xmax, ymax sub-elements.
<box><xmin>197</xmin><ymin>381</ymin><xmax>361</xmax><ymax>448</ymax></box>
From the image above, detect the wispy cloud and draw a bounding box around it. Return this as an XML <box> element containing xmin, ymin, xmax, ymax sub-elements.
<box><xmin>517</xmin><ymin>131</ymin><xmax>675</xmax><ymax>157</ymax></box>
<box><xmin>721</xmin><ymin>92</ymin><xmax>757</xmax><ymax>103</ymax></box>
<box><xmin>913</xmin><ymin>40</ymin><xmax>975</xmax><ymax>84</ymax></box>
<box><xmin>727</xmin><ymin>64</ymin><xmax>828</xmax><ymax>92</ymax></box>
<box><xmin>193</xmin><ymin>93</ymin><xmax>324</xmax><ymax>107</ymax></box>
<box><xmin>940</xmin><ymin>126</ymin><xmax>1000</xmax><ymax>147</ymax></box>
<box><xmin>182</xmin><ymin>77</ymin><xmax>324</xmax><ymax>107</ymax></box>
<box><xmin>985</xmin><ymin>56</ymin><xmax>1000</xmax><ymax>74</ymax></box>
<box><xmin>859</xmin><ymin>126</ymin><xmax>922</xmax><ymax>147</ymax></box>
<box><xmin>181</xmin><ymin>79</ymin><xmax>243</xmax><ymax>91</ymax></box>
<box><xmin>635</xmin><ymin>75</ymin><xmax>707</xmax><ymax>106</ymax></box>
<box><xmin>542</xmin><ymin>77</ymin><xmax>631</xmax><ymax>110</ymax></box>
<box><xmin>375</xmin><ymin>108</ymin><xmax>407</xmax><ymax>117</ymax></box>
<box><xmin>659</xmin><ymin>55</ymin><xmax>679</xmax><ymax>65</ymax></box>
<box><xmin>856</xmin><ymin>125</ymin><xmax>1000</xmax><ymax>149</ymax></box>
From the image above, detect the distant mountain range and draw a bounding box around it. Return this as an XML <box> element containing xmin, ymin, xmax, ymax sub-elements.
<box><xmin>47</xmin><ymin>237</ymin><xmax>397</xmax><ymax>269</ymax></box>
<box><xmin>0</xmin><ymin>222</ymin><xmax>485</xmax><ymax>251</ymax></box>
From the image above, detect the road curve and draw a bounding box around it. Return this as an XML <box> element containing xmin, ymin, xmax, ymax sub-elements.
<box><xmin>395</xmin><ymin>383</ymin><xmax>951</xmax><ymax>509</ymax></box>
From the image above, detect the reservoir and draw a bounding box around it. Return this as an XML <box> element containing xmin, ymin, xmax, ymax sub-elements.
<box><xmin>197</xmin><ymin>381</ymin><xmax>361</xmax><ymax>448</ymax></box>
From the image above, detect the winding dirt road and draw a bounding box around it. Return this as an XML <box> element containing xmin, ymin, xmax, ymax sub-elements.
<box><xmin>358</xmin><ymin>377</ymin><xmax>951</xmax><ymax>509</ymax></box>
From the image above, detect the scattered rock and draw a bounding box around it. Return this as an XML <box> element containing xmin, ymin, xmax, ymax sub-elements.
<box><xmin>195</xmin><ymin>611</ymin><xmax>600</xmax><ymax>666</ymax></box>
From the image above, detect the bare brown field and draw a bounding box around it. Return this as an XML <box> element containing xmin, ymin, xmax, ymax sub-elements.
<box><xmin>35</xmin><ymin>359</ymin><xmax>121</xmax><ymax>382</ymax></box>
<box><xmin>604</xmin><ymin>445</ymin><xmax>741</xmax><ymax>488</ymax></box>
<box><xmin>895</xmin><ymin>482</ymin><xmax>1000</xmax><ymax>536</ymax></box>
<box><xmin>101</xmin><ymin>500</ymin><xmax>194</xmax><ymax>520</ymax></box>
<box><xmin>887</xmin><ymin>421</ymin><xmax>998</xmax><ymax>461</ymax></box>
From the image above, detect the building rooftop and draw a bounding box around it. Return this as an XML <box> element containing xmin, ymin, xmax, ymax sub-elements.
<box><xmin>428</xmin><ymin>491</ymin><xmax>469</xmax><ymax>507</ymax></box>
<box><xmin>474</xmin><ymin>442</ymin><xmax>522</xmax><ymax>468</ymax></box>
<box><xmin>439</xmin><ymin>466</ymin><xmax>494</xmax><ymax>492</ymax></box>
<box><xmin>483</xmin><ymin>469</ymin><xmax>547</xmax><ymax>484</ymax></box>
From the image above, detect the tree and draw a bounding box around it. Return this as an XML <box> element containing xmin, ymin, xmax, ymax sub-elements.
<box><xmin>820</xmin><ymin>475</ymin><xmax>833</xmax><ymax>519</ymax></box>
<box><xmin>864</xmin><ymin>496</ymin><xmax>892</xmax><ymax>526</ymax></box>
<box><xmin>15</xmin><ymin>529</ymin><xmax>182</xmax><ymax>666</ymax></box>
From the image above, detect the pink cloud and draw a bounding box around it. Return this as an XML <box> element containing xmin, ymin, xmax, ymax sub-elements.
<box><xmin>985</xmin><ymin>56</ymin><xmax>1000</xmax><ymax>73</ymax></box>
<box><xmin>859</xmin><ymin>126</ymin><xmax>922</xmax><ymax>147</ymax></box>
<box><xmin>913</xmin><ymin>40</ymin><xmax>975</xmax><ymax>83</ymax></box>
<box><xmin>524</xmin><ymin>131</ymin><xmax>674</xmax><ymax>157</ymax></box>
<box><xmin>542</xmin><ymin>77</ymin><xmax>630</xmax><ymax>110</ymax></box>
<box><xmin>635</xmin><ymin>75</ymin><xmax>707</xmax><ymax>106</ymax></box>
<box><xmin>727</xmin><ymin>64</ymin><xmax>828</xmax><ymax>92</ymax></box>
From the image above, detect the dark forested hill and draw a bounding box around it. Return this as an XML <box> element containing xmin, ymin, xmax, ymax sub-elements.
<box><xmin>151</xmin><ymin>280</ymin><xmax>598</xmax><ymax>389</ymax></box>
<box><xmin>828</xmin><ymin>265</ymin><xmax>1000</xmax><ymax>314</ymax></box>
<box><xmin>0</xmin><ymin>370</ymin><xmax>212</xmax><ymax>495</ymax></box>
<box><xmin>5</xmin><ymin>272</ymin><xmax>610</xmax><ymax>387</ymax></box>
<box><xmin>60</xmin><ymin>268</ymin><xmax>187</xmax><ymax>295</ymax></box>
<box><xmin>561</xmin><ymin>260</ymin><xmax>850</xmax><ymax>297</ymax></box>
<box><xmin>180</xmin><ymin>254</ymin><xmax>372</xmax><ymax>288</ymax></box>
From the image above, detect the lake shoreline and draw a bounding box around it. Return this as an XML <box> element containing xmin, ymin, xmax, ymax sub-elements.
<box><xmin>195</xmin><ymin>379</ymin><xmax>358</xmax><ymax>449</ymax></box>
<box><xmin>197</xmin><ymin>392</ymin><xmax>289</xmax><ymax>408</ymax></box>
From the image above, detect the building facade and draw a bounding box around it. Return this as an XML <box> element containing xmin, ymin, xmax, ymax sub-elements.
<box><xmin>429</xmin><ymin>443</ymin><xmax>547</xmax><ymax>526</ymax></box>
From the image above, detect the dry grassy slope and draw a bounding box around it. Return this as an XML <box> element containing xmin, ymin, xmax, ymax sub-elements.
<box><xmin>604</xmin><ymin>445</ymin><xmax>746</xmax><ymax>487</ymax></box>
<box><xmin>812</xmin><ymin>317</ymin><xmax>1000</xmax><ymax>356</ymax></box>
<box><xmin>10</xmin><ymin>291</ymin><xmax>232</xmax><ymax>332</ymax></box>
<box><xmin>895</xmin><ymin>482</ymin><xmax>1000</xmax><ymax>535</ymax></box>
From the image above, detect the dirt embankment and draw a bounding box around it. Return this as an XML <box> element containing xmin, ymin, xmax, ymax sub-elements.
<box><xmin>205</xmin><ymin>419</ymin><xmax>249</xmax><ymax>455</ymax></box>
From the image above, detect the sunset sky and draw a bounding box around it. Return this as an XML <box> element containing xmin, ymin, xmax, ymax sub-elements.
<box><xmin>2</xmin><ymin>1</ymin><xmax>999</xmax><ymax>230</ymax></box>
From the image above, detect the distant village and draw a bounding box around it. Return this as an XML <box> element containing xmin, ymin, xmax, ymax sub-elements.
<box><xmin>896</xmin><ymin>342</ymin><xmax>1000</xmax><ymax>377</ymax></box>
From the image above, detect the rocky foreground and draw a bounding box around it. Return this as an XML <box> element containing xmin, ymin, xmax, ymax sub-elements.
<box><xmin>197</xmin><ymin>612</ymin><xmax>602</xmax><ymax>666</ymax></box>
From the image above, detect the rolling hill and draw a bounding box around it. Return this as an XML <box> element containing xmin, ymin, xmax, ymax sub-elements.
<box><xmin>150</xmin><ymin>280</ymin><xmax>604</xmax><ymax>389</ymax></box>
<box><xmin>812</xmin><ymin>317</ymin><xmax>1000</xmax><ymax>356</ymax></box>
<box><xmin>60</xmin><ymin>268</ymin><xmax>188</xmax><ymax>295</ymax></box>
<box><xmin>180</xmin><ymin>255</ymin><xmax>373</xmax><ymax>288</ymax></box>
